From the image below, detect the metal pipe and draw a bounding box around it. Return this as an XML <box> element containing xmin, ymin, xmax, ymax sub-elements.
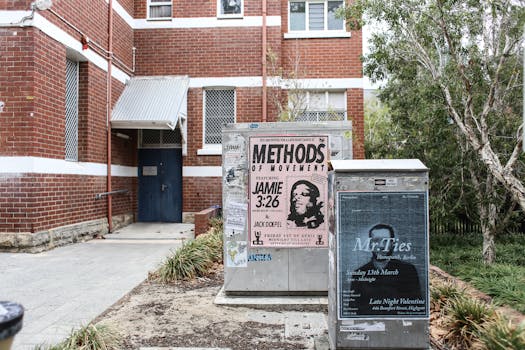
<box><xmin>95</xmin><ymin>189</ymin><xmax>128</xmax><ymax>200</ymax></box>
<box><xmin>47</xmin><ymin>8</ymin><xmax>134</xmax><ymax>74</ymax></box>
<box><xmin>262</xmin><ymin>0</ymin><xmax>267</xmax><ymax>122</ymax></box>
<box><xmin>132</xmin><ymin>47</ymin><xmax>136</xmax><ymax>73</ymax></box>
<box><xmin>107</xmin><ymin>0</ymin><xmax>114</xmax><ymax>232</ymax></box>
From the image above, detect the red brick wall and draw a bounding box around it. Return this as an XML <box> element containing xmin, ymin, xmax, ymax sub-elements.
<box><xmin>0</xmin><ymin>174</ymin><xmax>136</xmax><ymax>233</ymax></box>
<box><xmin>183</xmin><ymin>177</ymin><xmax>222</xmax><ymax>212</ymax></box>
<box><xmin>135</xmin><ymin>26</ymin><xmax>281</xmax><ymax>77</ymax></box>
<box><xmin>119</xmin><ymin>0</ymin><xmax>135</xmax><ymax>17</ymax></box>
<box><xmin>0</xmin><ymin>30</ymin><xmax>136</xmax><ymax>235</ymax></box>
<box><xmin>0</xmin><ymin>0</ymin><xmax>32</xmax><ymax>10</ymax></box>
<box><xmin>112</xmin><ymin>129</ymin><xmax>138</xmax><ymax>166</ymax></box>
<box><xmin>33</xmin><ymin>31</ymin><xmax>66</xmax><ymax>159</ymax></box>
<box><xmin>281</xmin><ymin>36</ymin><xmax>362</xmax><ymax>78</ymax></box>
<box><xmin>78</xmin><ymin>61</ymin><xmax>129</xmax><ymax>164</ymax></box>
<box><xmin>37</xmin><ymin>0</ymin><xmax>134</xmax><ymax>68</ymax></box>
<box><xmin>134</xmin><ymin>0</ymin><xmax>281</xmax><ymax>19</ymax></box>
<box><xmin>347</xmin><ymin>88</ymin><xmax>364</xmax><ymax>159</ymax></box>
<box><xmin>0</xmin><ymin>27</ymin><xmax>35</xmax><ymax>157</ymax></box>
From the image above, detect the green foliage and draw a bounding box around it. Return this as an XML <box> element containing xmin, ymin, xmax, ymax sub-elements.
<box><xmin>477</xmin><ymin>315</ymin><xmax>525</xmax><ymax>350</ymax></box>
<box><xmin>364</xmin><ymin>96</ymin><xmax>398</xmax><ymax>159</ymax></box>
<box><xmin>158</xmin><ymin>218</ymin><xmax>224</xmax><ymax>282</ymax></box>
<box><xmin>431</xmin><ymin>233</ymin><xmax>525</xmax><ymax>313</ymax></box>
<box><xmin>430</xmin><ymin>281</ymin><xmax>463</xmax><ymax>311</ymax></box>
<box><xmin>445</xmin><ymin>296</ymin><xmax>495</xmax><ymax>348</ymax></box>
<box><xmin>343</xmin><ymin>0</ymin><xmax>525</xmax><ymax>264</ymax></box>
<box><xmin>35</xmin><ymin>324</ymin><xmax>121</xmax><ymax>350</ymax></box>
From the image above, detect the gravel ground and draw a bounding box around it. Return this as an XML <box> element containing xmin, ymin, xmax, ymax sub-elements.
<box><xmin>95</xmin><ymin>268</ymin><xmax>328</xmax><ymax>350</ymax></box>
<box><xmin>95</xmin><ymin>266</ymin><xmax>524</xmax><ymax>350</ymax></box>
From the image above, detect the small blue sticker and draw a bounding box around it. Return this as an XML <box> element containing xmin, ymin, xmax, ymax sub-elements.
<box><xmin>248</xmin><ymin>253</ymin><xmax>272</xmax><ymax>262</ymax></box>
<box><xmin>249</xmin><ymin>123</ymin><xmax>259</xmax><ymax>129</ymax></box>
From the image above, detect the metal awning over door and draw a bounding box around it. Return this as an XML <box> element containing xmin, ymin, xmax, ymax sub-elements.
<box><xmin>111</xmin><ymin>76</ymin><xmax>189</xmax><ymax>155</ymax></box>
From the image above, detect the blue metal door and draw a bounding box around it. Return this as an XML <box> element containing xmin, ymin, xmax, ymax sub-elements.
<box><xmin>138</xmin><ymin>148</ymin><xmax>182</xmax><ymax>222</ymax></box>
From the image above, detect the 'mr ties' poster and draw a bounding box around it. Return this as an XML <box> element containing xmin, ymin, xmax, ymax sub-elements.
<box><xmin>337</xmin><ymin>192</ymin><xmax>429</xmax><ymax>319</ymax></box>
<box><xmin>249</xmin><ymin>136</ymin><xmax>328</xmax><ymax>248</ymax></box>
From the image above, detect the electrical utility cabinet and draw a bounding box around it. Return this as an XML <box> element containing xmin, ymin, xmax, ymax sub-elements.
<box><xmin>328</xmin><ymin>159</ymin><xmax>429</xmax><ymax>349</ymax></box>
<box><xmin>222</xmin><ymin>121</ymin><xmax>353</xmax><ymax>294</ymax></box>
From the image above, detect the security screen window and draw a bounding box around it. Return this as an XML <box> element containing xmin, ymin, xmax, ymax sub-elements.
<box><xmin>218</xmin><ymin>0</ymin><xmax>243</xmax><ymax>17</ymax></box>
<box><xmin>204</xmin><ymin>89</ymin><xmax>236</xmax><ymax>146</ymax></box>
<box><xmin>289</xmin><ymin>0</ymin><xmax>344</xmax><ymax>31</ymax></box>
<box><xmin>148</xmin><ymin>0</ymin><xmax>172</xmax><ymax>19</ymax></box>
<box><xmin>291</xmin><ymin>91</ymin><xmax>347</xmax><ymax>122</ymax></box>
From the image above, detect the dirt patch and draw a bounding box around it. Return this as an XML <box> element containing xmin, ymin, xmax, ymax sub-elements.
<box><xmin>96</xmin><ymin>268</ymin><xmax>326</xmax><ymax>350</ymax></box>
<box><xmin>95</xmin><ymin>265</ymin><xmax>524</xmax><ymax>350</ymax></box>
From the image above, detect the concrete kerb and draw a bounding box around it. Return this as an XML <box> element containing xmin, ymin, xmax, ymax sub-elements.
<box><xmin>214</xmin><ymin>286</ymin><xmax>328</xmax><ymax>309</ymax></box>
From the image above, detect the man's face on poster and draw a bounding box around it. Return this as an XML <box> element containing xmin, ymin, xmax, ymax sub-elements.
<box><xmin>370</xmin><ymin>228</ymin><xmax>393</xmax><ymax>261</ymax></box>
<box><xmin>292</xmin><ymin>184</ymin><xmax>314</xmax><ymax>216</ymax></box>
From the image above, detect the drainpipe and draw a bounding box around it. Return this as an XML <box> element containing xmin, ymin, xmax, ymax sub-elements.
<box><xmin>107</xmin><ymin>0</ymin><xmax>114</xmax><ymax>232</ymax></box>
<box><xmin>262</xmin><ymin>0</ymin><xmax>267</xmax><ymax>122</ymax></box>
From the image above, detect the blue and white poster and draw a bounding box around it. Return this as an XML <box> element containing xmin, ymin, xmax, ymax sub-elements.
<box><xmin>337</xmin><ymin>192</ymin><xmax>429</xmax><ymax>319</ymax></box>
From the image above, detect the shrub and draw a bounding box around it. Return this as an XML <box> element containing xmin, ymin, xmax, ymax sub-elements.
<box><xmin>430</xmin><ymin>281</ymin><xmax>462</xmax><ymax>312</ymax></box>
<box><xmin>445</xmin><ymin>296</ymin><xmax>495</xmax><ymax>348</ymax></box>
<box><xmin>157</xmin><ymin>217</ymin><xmax>223</xmax><ymax>282</ymax></box>
<box><xmin>477</xmin><ymin>315</ymin><xmax>525</xmax><ymax>350</ymax></box>
<box><xmin>36</xmin><ymin>324</ymin><xmax>120</xmax><ymax>350</ymax></box>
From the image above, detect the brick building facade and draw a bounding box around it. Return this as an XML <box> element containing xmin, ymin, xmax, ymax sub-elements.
<box><xmin>0</xmin><ymin>0</ymin><xmax>363</xmax><ymax>251</ymax></box>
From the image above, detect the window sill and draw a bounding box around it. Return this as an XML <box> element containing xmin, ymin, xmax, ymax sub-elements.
<box><xmin>146</xmin><ymin>17</ymin><xmax>173</xmax><ymax>21</ymax></box>
<box><xmin>217</xmin><ymin>15</ymin><xmax>244</xmax><ymax>19</ymax></box>
<box><xmin>284</xmin><ymin>31</ymin><xmax>351</xmax><ymax>39</ymax></box>
<box><xmin>197</xmin><ymin>147</ymin><xmax>222</xmax><ymax>156</ymax></box>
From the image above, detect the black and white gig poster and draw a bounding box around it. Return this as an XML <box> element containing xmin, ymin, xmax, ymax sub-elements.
<box><xmin>337</xmin><ymin>192</ymin><xmax>429</xmax><ymax>319</ymax></box>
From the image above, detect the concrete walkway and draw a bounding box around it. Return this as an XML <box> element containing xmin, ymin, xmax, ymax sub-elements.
<box><xmin>0</xmin><ymin>223</ymin><xmax>194</xmax><ymax>350</ymax></box>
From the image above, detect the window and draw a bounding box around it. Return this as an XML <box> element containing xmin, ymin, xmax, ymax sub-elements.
<box><xmin>65</xmin><ymin>59</ymin><xmax>79</xmax><ymax>161</ymax></box>
<box><xmin>289</xmin><ymin>1</ymin><xmax>344</xmax><ymax>32</ymax></box>
<box><xmin>218</xmin><ymin>0</ymin><xmax>243</xmax><ymax>18</ymax></box>
<box><xmin>148</xmin><ymin>0</ymin><xmax>172</xmax><ymax>20</ymax></box>
<box><xmin>291</xmin><ymin>91</ymin><xmax>346</xmax><ymax>122</ymax></box>
<box><xmin>204</xmin><ymin>89</ymin><xmax>235</xmax><ymax>146</ymax></box>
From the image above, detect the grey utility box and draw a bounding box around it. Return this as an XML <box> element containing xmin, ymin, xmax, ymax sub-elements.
<box><xmin>222</xmin><ymin>121</ymin><xmax>353</xmax><ymax>294</ymax></box>
<box><xmin>328</xmin><ymin>159</ymin><xmax>429</xmax><ymax>349</ymax></box>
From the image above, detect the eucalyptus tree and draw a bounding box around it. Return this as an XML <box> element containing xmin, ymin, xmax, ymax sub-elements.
<box><xmin>346</xmin><ymin>0</ymin><xmax>525</xmax><ymax>263</ymax></box>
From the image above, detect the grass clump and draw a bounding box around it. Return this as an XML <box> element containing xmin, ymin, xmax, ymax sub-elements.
<box><xmin>157</xmin><ymin>217</ymin><xmax>223</xmax><ymax>282</ymax></box>
<box><xmin>444</xmin><ymin>296</ymin><xmax>495</xmax><ymax>348</ymax></box>
<box><xmin>35</xmin><ymin>323</ymin><xmax>120</xmax><ymax>350</ymax></box>
<box><xmin>430</xmin><ymin>281</ymin><xmax>462</xmax><ymax>312</ymax></box>
<box><xmin>477</xmin><ymin>314</ymin><xmax>525</xmax><ymax>350</ymax></box>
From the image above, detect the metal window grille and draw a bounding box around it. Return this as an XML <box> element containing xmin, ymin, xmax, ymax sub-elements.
<box><xmin>140</xmin><ymin>129</ymin><xmax>182</xmax><ymax>148</ymax></box>
<box><xmin>65</xmin><ymin>59</ymin><xmax>79</xmax><ymax>161</ymax></box>
<box><xmin>162</xmin><ymin>129</ymin><xmax>181</xmax><ymax>145</ymax></box>
<box><xmin>204</xmin><ymin>89</ymin><xmax>235</xmax><ymax>145</ymax></box>
<box><xmin>142</xmin><ymin>129</ymin><xmax>161</xmax><ymax>145</ymax></box>
<box><xmin>297</xmin><ymin>111</ymin><xmax>346</xmax><ymax>121</ymax></box>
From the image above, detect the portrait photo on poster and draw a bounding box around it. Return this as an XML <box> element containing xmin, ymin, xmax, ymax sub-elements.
<box><xmin>287</xmin><ymin>179</ymin><xmax>325</xmax><ymax>229</ymax></box>
<box><xmin>337</xmin><ymin>192</ymin><xmax>429</xmax><ymax>319</ymax></box>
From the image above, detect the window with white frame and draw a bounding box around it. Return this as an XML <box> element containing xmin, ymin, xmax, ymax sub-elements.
<box><xmin>291</xmin><ymin>91</ymin><xmax>347</xmax><ymax>122</ymax></box>
<box><xmin>148</xmin><ymin>0</ymin><xmax>172</xmax><ymax>19</ymax></box>
<box><xmin>65</xmin><ymin>58</ymin><xmax>79</xmax><ymax>161</ymax></box>
<box><xmin>218</xmin><ymin>0</ymin><xmax>243</xmax><ymax>18</ymax></box>
<box><xmin>204</xmin><ymin>89</ymin><xmax>236</xmax><ymax>146</ymax></box>
<box><xmin>289</xmin><ymin>0</ymin><xmax>344</xmax><ymax>32</ymax></box>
